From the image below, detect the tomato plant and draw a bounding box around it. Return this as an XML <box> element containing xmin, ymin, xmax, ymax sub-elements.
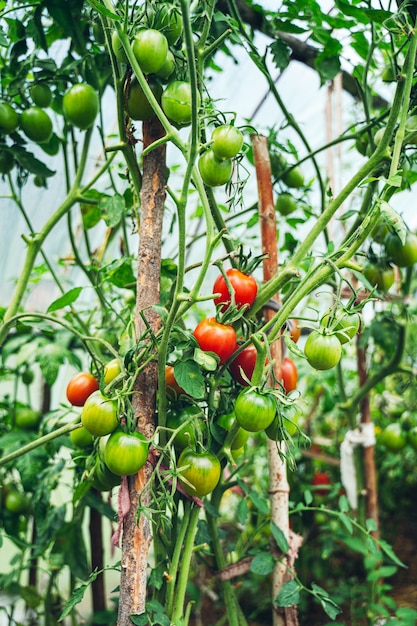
<box><xmin>63</xmin><ymin>83</ymin><xmax>99</xmax><ymax>130</ymax></box>
<box><xmin>81</xmin><ymin>391</ymin><xmax>118</xmax><ymax>437</ymax></box>
<box><xmin>217</xmin><ymin>412</ymin><xmax>249</xmax><ymax>450</ymax></box>
<box><xmin>304</xmin><ymin>330</ymin><xmax>342</xmax><ymax>370</ymax></box>
<box><xmin>161</xmin><ymin>81</ymin><xmax>198</xmax><ymax>126</ymax></box>
<box><xmin>70</xmin><ymin>424</ymin><xmax>94</xmax><ymax>448</ymax></box>
<box><xmin>213</xmin><ymin>268</ymin><xmax>258</xmax><ymax>312</ymax></box>
<box><xmin>132</xmin><ymin>29</ymin><xmax>168</xmax><ymax>75</ymax></box>
<box><xmin>363</xmin><ymin>261</ymin><xmax>395</xmax><ymax>291</ymax></box>
<box><xmin>281</xmin><ymin>357</ymin><xmax>298</xmax><ymax>392</ymax></box>
<box><xmin>0</xmin><ymin>101</ymin><xmax>19</xmax><ymax>134</ymax></box>
<box><xmin>193</xmin><ymin>317</ymin><xmax>237</xmax><ymax>364</ymax></box>
<box><xmin>198</xmin><ymin>149</ymin><xmax>233</xmax><ymax>187</ymax></box>
<box><xmin>165</xmin><ymin>365</ymin><xmax>186</xmax><ymax>398</ymax></box>
<box><xmin>166</xmin><ymin>404</ymin><xmax>204</xmax><ymax>449</ymax></box>
<box><xmin>379</xmin><ymin>423</ymin><xmax>407</xmax><ymax>452</ymax></box>
<box><xmin>211</xmin><ymin>125</ymin><xmax>244</xmax><ymax>160</ymax></box>
<box><xmin>66</xmin><ymin>372</ymin><xmax>99</xmax><ymax>406</ymax></box>
<box><xmin>30</xmin><ymin>83</ymin><xmax>52</xmax><ymax>108</ymax></box>
<box><xmin>234</xmin><ymin>388</ymin><xmax>276</xmax><ymax>432</ymax></box>
<box><xmin>321</xmin><ymin>310</ymin><xmax>361</xmax><ymax>344</ymax></box>
<box><xmin>178</xmin><ymin>447</ymin><xmax>221</xmax><ymax>498</ymax></box>
<box><xmin>125</xmin><ymin>77</ymin><xmax>162</xmax><ymax>121</ymax></box>
<box><xmin>275</xmin><ymin>193</ymin><xmax>297</xmax><ymax>216</ymax></box>
<box><xmin>385</xmin><ymin>231</ymin><xmax>417</xmax><ymax>267</ymax></box>
<box><xmin>20</xmin><ymin>107</ymin><xmax>53</xmax><ymax>143</ymax></box>
<box><xmin>14</xmin><ymin>406</ymin><xmax>41</xmax><ymax>430</ymax></box>
<box><xmin>229</xmin><ymin>343</ymin><xmax>266</xmax><ymax>386</ymax></box>
<box><xmin>104</xmin><ymin>358</ymin><xmax>122</xmax><ymax>385</ymax></box>
<box><xmin>104</xmin><ymin>428</ymin><xmax>149</xmax><ymax>476</ymax></box>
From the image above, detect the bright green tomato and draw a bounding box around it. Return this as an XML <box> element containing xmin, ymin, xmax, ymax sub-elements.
<box><xmin>282</xmin><ymin>165</ymin><xmax>305</xmax><ymax>188</ymax></box>
<box><xmin>265</xmin><ymin>413</ymin><xmax>299</xmax><ymax>441</ymax></box>
<box><xmin>81</xmin><ymin>391</ymin><xmax>118</xmax><ymax>437</ymax></box>
<box><xmin>198</xmin><ymin>149</ymin><xmax>233</xmax><ymax>187</ymax></box>
<box><xmin>152</xmin><ymin>6</ymin><xmax>183</xmax><ymax>45</ymax></box>
<box><xmin>90</xmin><ymin>456</ymin><xmax>121</xmax><ymax>491</ymax></box>
<box><xmin>155</xmin><ymin>50</ymin><xmax>175</xmax><ymax>81</ymax></box>
<box><xmin>217</xmin><ymin>412</ymin><xmax>250</xmax><ymax>450</ymax></box>
<box><xmin>70</xmin><ymin>424</ymin><xmax>94</xmax><ymax>448</ymax></box>
<box><xmin>363</xmin><ymin>262</ymin><xmax>395</xmax><ymax>292</ymax></box>
<box><xmin>234</xmin><ymin>389</ymin><xmax>276</xmax><ymax>432</ymax></box>
<box><xmin>132</xmin><ymin>29</ymin><xmax>168</xmax><ymax>74</ymax></box>
<box><xmin>371</xmin><ymin>220</ymin><xmax>389</xmax><ymax>244</ymax></box>
<box><xmin>321</xmin><ymin>310</ymin><xmax>361</xmax><ymax>345</ymax></box>
<box><xmin>14</xmin><ymin>407</ymin><xmax>41</xmax><ymax>430</ymax></box>
<box><xmin>385</xmin><ymin>232</ymin><xmax>417</xmax><ymax>267</ymax></box>
<box><xmin>304</xmin><ymin>330</ymin><xmax>342</xmax><ymax>370</ymax></box>
<box><xmin>0</xmin><ymin>150</ymin><xmax>15</xmax><ymax>174</ymax></box>
<box><xmin>20</xmin><ymin>107</ymin><xmax>53</xmax><ymax>143</ymax></box>
<box><xmin>104</xmin><ymin>358</ymin><xmax>122</xmax><ymax>385</ymax></box>
<box><xmin>166</xmin><ymin>405</ymin><xmax>204</xmax><ymax>450</ymax></box>
<box><xmin>211</xmin><ymin>125</ymin><xmax>243</xmax><ymax>160</ymax></box>
<box><xmin>125</xmin><ymin>77</ymin><xmax>162</xmax><ymax>121</ymax></box>
<box><xmin>275</xmin><ymin>193</ymin><xmax>297</xmax><ymax>216</ymax></box>
<box><xmin>104</xmin><ymin>428</ymin><xmax>149</xmax><ymax>476</ymax></box>
<box><xmin>63</xmin><ymin>84</ymin><xmax>99</xmax><ymax>130</ymax></box>
<box><xmin>30</xmin><ymin>83</ymin><xmax>52</xmax><ymax>108</ymax></box>
<box><xmin>380</xmin><ymin>423</ymin><xmax>407</xmax><ymax>452</ymax></box>
<box><xmin>5</xmin><ymin>490</ymin><xmax>30</xmax><ymax>514</ymax></box>
<box><xmin>111</xmin><ymin>30</ymin><xmax>129</xmax><ymax>63</ymax></box>
<box><xmin>161</xmin><ymin>81</ymin><xmax>199</xmax><ymax>127</ymax></box>
<box><xmin>0</xmin><ymin>102</ymin><xmax>19</xmax><ymax>134</ymax></box>
<box><xmin>178</xmin><ymin>447</ymin><xmax>221</xmax><ymax>498</ymax></box>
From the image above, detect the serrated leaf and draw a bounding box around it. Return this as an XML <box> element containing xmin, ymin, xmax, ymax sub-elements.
<box><xmin>380</xmin><ymin>201</ymin><xmax>406</xmax><ymax>244</ymax></box>
<box><xmin>275</xmin><ymin>579</ymin><xmax>301</xmax><ymax>607</ymax></box>
<box><xmin>99</xmin><ymin>193</ymin><xmax>124</xmax><ymax>227</ymax></box>
<box><xmin>270</xmin><ymin>521</ymin><xmax>290</xmax><ymax>554</ymax></box>
<box><xmin>193</xmin><ymin>347</ymin><xmax>218</xmax><ymax>371</ymax></box>
<box><xmin>47</xmin><ymin>287</ymin><xmax>82</xmax><ymax>312</ymax></box>
<box><xmin>250</xmin><ymin>552</ymin><xmax>275</xmax><ymax>576</ymax></box>
<box><xmin>270</xmin><ymin>39</ymin><xmax>290</xmax><ymax>71</ymax></box>
<box><xmin>247</xmin><ymin>491</ymin><xmax>269</xmax><ymax>515</ymax></box>
<box><xmin>12</xmin><ymin>145</ymin><xmax>56</xmax><ymax>177</ymax></box>
<box><xmin>173</xmin><ymin>360</ymin><xmax>205</xmax><ymax>398</ymax></box>
<box><xmin>378</xmin><ymin>538</ymin><xmax>406</xmax><ymax>567</ymax></box>
<box><xmin>85</xmin><ymin>0</ymin><xmax>122</xmax><ymax>20</ymax></box>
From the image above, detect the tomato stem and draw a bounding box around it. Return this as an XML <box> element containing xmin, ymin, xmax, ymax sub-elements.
<box><xmin>170</xmin><ymin>503</ymin><xmax>200</xmax><ymax>622</ymax></box>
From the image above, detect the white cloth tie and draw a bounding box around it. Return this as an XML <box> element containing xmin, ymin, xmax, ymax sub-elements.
<box><xmin>340</xmin><ymin>422</ymin><xmax>376</xmax><ymax>509</ymax></box>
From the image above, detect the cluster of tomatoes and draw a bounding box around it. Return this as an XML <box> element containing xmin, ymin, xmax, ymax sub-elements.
<box><xmin>66</xmin><ymin>365</ymin><xmax>149</xmax><ymax>492</ymax></box>
<box><xmin>0</xmin><ymin>81</ymin><xmax>99</xmax><ymax>175</ymax></box>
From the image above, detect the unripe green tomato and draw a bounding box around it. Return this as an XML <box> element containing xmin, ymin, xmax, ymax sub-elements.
<box><xmin>0</xmin><ymin>102</ymin><xmax>19</xmax><ymax>134</ymax></box>
<box><xmin>30</xmin><ymin>83</ymin><xmax>52</xmax><ymax>108</ymax></box>
<box><xmin>155</xmin><ymin>50</ymin><xmax>176</xmax><ymax>81</ymax></box>
<box><xmin>125</xmin><ymin>77</ymin><xmax>162</xmax><ymax>121</ymax></box>
<box><xmin>385</xmin><ymin>231</ymin><xmax>417</xmax><ymax>267</ymax></box>
<box><xmin>132</xmin><ymin>29</ymin><xmax>168</xmax><ymax>75</ymax></box>
<box><xmin>104</xmin><ymin>428</ymin><xmax>149</xmax><ymax>476</ymax></box>
<box><xmin>63</xmin><ymin>84</ymin><xmax>99</xmax><ymax>130</ymax></box>
<box><xmin>380</xmin><ymin>423</ymin><xmax>407</xmax><ymax>452</ymax></box>
<box><xmin>5</xmin><ymin>490</ymin><xmax>30</xmax><ymax>514</ymax></box>
<box><xmin>161</xmin><ymin>81</ymin><xmax>199</xmax><ymax>127</ymax></box>
<box><xmin>275</xmin><ymin>193</ymin><xmax>297</xmax><ymax>216</ymax></box>
<box><xmin>211</xmin><ymin>125</ymin><xmax>244</xmax><ymax>160</ymax></box>
<box><xmin>20</xmin><ymin>107</ymin><xmax>53</xmax><ymax>143</ymax></box>
<box><xmin>282</xmin><ymin>165</ymin><xmax>304</xmax><ymax>188</ymax></box>
<box><xmin>15</xmin><ymin>407</ymin><xmax>41</xmax><ymax>430</ymax></box>
<box><xmin>111</xmin><ymin>30</ymin><xmax>129</xmax><ymax>64</ymax></box>
<box><xmin>81</xmin><ymin>391</ymin><xmax>118</xmax><ymax>437</ymax></box>
<box><xmin>104</xmin><ymin>358</ymin><xmax>122</xmax><ymax>385</ymax></box>
<box><xmin>198</xmin><ymin>149</ymin><xmax>233</xmax><ymax>187</ymax></box>
<box><xmin>70</xmin><ymin>424</ymin><xmax>94</xmax><ymax>448</ymax></box>
<box><xmin>0</xmin><ymin>150</ymin><xmax>15</xmax><ymax>174</ymax></box>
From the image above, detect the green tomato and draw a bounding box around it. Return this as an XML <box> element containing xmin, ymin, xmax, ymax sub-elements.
<box><xmin>217</xmin><ymin>412</ymin><xmax>250</xmax><ymax>450</ymax></box>
<box><xmin>198</xmin><ymin>149</ymin><xmax>233</xmax><ymax>187</ymax></box>
<box><xmin>161</xmin><ymin>81</ymin><xmax>199</xmax><ymax>127</ymax></box>
<box><xmin>132</xmin><ymin>29</ymin><xmax>168</xmax><ymax>75</ymax></box>
<box><xmin>0</xmin><ymin>102</ymin><xmax>19</xmax><ymax>134</ymax></box>
<box><xmin>234</xmin><ymin>389</ymin><xmax>276</xmax><ymax>432</ymax></box>
<box><xmin>363</xmin><ymin>262</ymin><xmax>395</xmax><ymax>292</ymax></box>
<box><xmin>30</xmin><ymin>83</ymin><xmax>52</xmax><ymax>108</ymax></box>
<box><xmin>104</xmin><ymin>358</ymin><xmax>122</xmax><ymax>385</ymax></box>
<box><xmin>385</xmin><ymin>231</ymin><xmax>417</xmax><ymax>267</ymax></box>
<box><xmin>81</xmin><ymin>391</ymin><xmax>118</xmax><ymax>437</ymax></box>
<box><xmin>111</xmin><ymin>30</ymin><xmax>129</xmax><ymax>64</ymax></box>
<box><xmin>282</xmin><ymin>165</ymin><xmax>305</xmax><ymax>188</ymax></box>
<box><xmin>5</xmin><ymin>490</ymin><xmax>30</xmax><ymax>514</ymax></box>
<box><xmin>90</xmin><ymin>456</ymin><xmax>121</xmax><ymax>491</ymax></box>
<box><xmin>304</xmin><ymin>330</ymin><xmax>342</xmax><ymax>370</ymax></box>
<box><xmin>275</xmin><ymin>193</ymin><xmax>297</xmax><ymax>216</ymax></box>
<box><xmin>152</xmin><ymin>6</ymin><xmax>183</xmax><ymax>45</ymax></box>
<box><xmin>14</xmin><ymin>406</ymin><xmax>41</xmax><ymax>430</ymax></box>
<box><xmin>63</xmin><ymin>83</ymin><xmax>99</xmax><ymax>130</ymax></box>
<box><xmin>321</xmin><ymin>310</ymin><xmax>361</xmax><ymax>345</ymax></box>
<box><xmin>166</xmin><ymin>405</ymin><xmax>204</xmax><ymax>450</ymax></box>
<box><xmin>380</xmin><ymin>423</ymin><xmax>407</xmax><ymax>452</ymax></box>
<box><xmin>407</xmin><ymin>426</ymin><xmax>417</xmax><ymax>451</ymax></box>
<box><xmin>0</xmin><ymin>150</ymin><xmax>15</xmax><ymax>174</ymax></box>
<box><xmin>265</xmin><ymin>413</ymin><xmax>299</xmax><ymax>441</ymax></box>
<box><xmin>178</xmin><ymin>447</ymin><xmax>221</xmax><ymax>498</ymax></box>
<box><xmin>70</xmin><ymin>424</ymin><xmax>94</xmax><ymax>448</ymax></box>
<box><xmin>20</xmin><ymin>107</ymin><xmax>53</xmax><ymax>143</ymax></box>
<box><xmin>104</xmin><ymin>428</ymin><xmax>149</xmax><ymax>476</ymax></box>
<box><xmin>211</xmin><ymin>125</ymin><xmax>244</xmax><ymax>160</ymax></box>
<box><xmin>155</xmin><ymin>50</ymin><xmax>175</xmax><ymax>81</ymax></box>
<box><xmin>125</xmin><ymin>77</ymin><xmax>162</xmax><ymax>121</ymax></box>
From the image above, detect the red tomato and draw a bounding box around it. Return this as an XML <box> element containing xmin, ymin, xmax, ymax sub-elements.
<box><xmin>213</xmin><ymin>268</ymin><xmax>258</xmax><ymax>312</ymax></box>
<box><xmin>229</xmin><ymin>344</ymin><xmax>267</xmax><ymax>386</ymax></box>
<box><xmin>66</xmin><ymin>372</ymin><xmax>99</xmax><ymax>407</ymax></box>
<box><xmin>312</xmin><ymin>472</ymin><xmax>332</xmax><ymax>496</ymax></box>
<box><xmin>165</xmin><ymin>365</ymin><xmax>185</xmax><ymax>398</ymax></box>
<box><xmin>193</xmin><ymin>318</ymin><xmax>237</xmax><ymax>364</ymax></box>
<box><xmin>281</xmin><ymin>357</ymin><xmax>298</xmax><ymax>393</ymax></box>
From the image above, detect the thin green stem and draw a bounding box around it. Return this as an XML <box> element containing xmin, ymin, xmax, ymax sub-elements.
<box><xmin>171</xmin><ymin>504</ymin><xmax>200</xmax><ymax>622</ymax></box>
<box><xmin>165</xmin><ymin>501</ymin><xmax>192</xmax><ymax>617</ymax></box>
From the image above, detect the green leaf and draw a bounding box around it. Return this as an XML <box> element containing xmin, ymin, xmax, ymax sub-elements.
<box><xmin>320</xmin><ymin>595</ymin><xmax>342</xmax><ymax>620</ymax></box>
<box><xmin>365</xmin><ymin>517</ymin><xmax>378</xmax><ymax>532</ymax></box>
<box><xmin>85</xmin><ymin>0</ymin><xmax>123</xmax><ymax>20</ymax></box>
<box><xmin>12</xmin><ymin>145</ymin><xmax>56</xmax><ymax>177</ymax></box>
<box><xmin>237</xmin><ymin>497</ymin><xmax>248</xmax><ymax>525</ymax></box>
<box><xmin>174</xmin><ymin>360</ymin><xmax>205</xmax><ymax>398</ymax></box>
<box><xmin>304</xmin><ymin>489</ymin><xmax>313</xmax><ymax>505</ymax></box>
<box><xmin>274</xmin><ymin>579</ymin><xmax>301</xmax><ymax>607</ymax></box>
<box><xmin>270</xmin><ymin>521</ymin><xmax>290</xmax><ymax>554</ymax></box>
<box><xmin>315</xmin><ymin>53</ymin><xmax>341</xmax><ymax>83</ymax></box>
<box><xmin>193</xmin><ymin>347</ymin><xmax>218</xmax><ymax>372</ymax></box>
<box><xmin>47</xmin><ymin>287</ymin><xmax>82</xmax><ymax>313</ymax></box>
<box><xmin>102</xmin><ymin>258</ymin><xmax>136</xmax><ymax>289</ymax></box>
<box><xmin>250</xmin><ymin>552</ymin><xmax>276</xmax><ymax>576</ymax></box>
<box><xmin>99</xmin><ymin>193</ymin><xmax>125</xmax><ymax>227</ymax></box>
<box><xmin>367</xmin><ymin>565</ymin><xmax>397</xmax><ymax>582</ymax></box>
<box><xmin>378</xmin><ymin>538</ymin><xmax>406</xmax><ymax>567</ymax></box>
<box><xmin>247</xmin><ymin>491</ymin><xmax>269</xmax><ymax>515</ymax></box>
<box><xmin>380</xmin><ymin>201</ymin><xmax>406</xmax><ymax>244</ymax></box>
<box><xmin>270</xmin><ymin>39</ymin><xmax>290</xmax><ymax>71</ymax></box>
<box><xmin>339</xmin><ymin>512</ymin><xmax>353</xmax><ymax>535</ymax></box>
<box><xmin>59</xmin><ymin>570</ymin><xmax>101</xmax><ymax>620</ymax></box>
<box><xmin>338</xmin><ymin>494</ymin><xmax>349</xmax><ymax>513</ymax></box>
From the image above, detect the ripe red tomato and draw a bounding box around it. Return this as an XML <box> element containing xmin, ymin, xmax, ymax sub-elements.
<box><xmin>125</xmin><ymin>76</ymin><xmax>162</xmax><ymax>121</ymax></box>
<box><xmin>63</xmin><ymin>83</ymin><xmax>99</xmax><ymax>130</ymax></box>
<box><xmin>304</xmin><ymin>330</ymin><xmax>342</xmax><ymax>370</ymax></box>
<box><xmin>132</xmin><ymin>29</ymin><xmax>168</xmax><ymax>75</ymax></box>
<box><xmin>165</xmin><ymin>365</ymin><xmax>186</xmax><ymax>398</ymax></box>
<box><xmin>289</xmin><ymin>319</ymin><xmax>301</xmax><ymax>343</ymax></box>
<box><xmin>104</xmin><ymin>428</ymin><xmax>149</xmax><ymax>476</ymax></box>
<box><xmin>193</xmin><ymin>318</ymin><xmax>237</xmax><ymax>364</ymax></box>
<box><xmin>198</xmin><ymin>149</ymin><xmax>233</xmax><ymax>187</ymax></box>
<box><xmin>66</xmin><ymin>372</ymin><xmax>99</xmax><ymax>406</ymax></box>
<box><xmin>20</xmin><ymin>107</ymin><xmax>53</xmax><ymax>143</ymax></box>
<box><xmin>213</xmin><ymin>268</ymin><xmax>258</xmax><ymax>312</ymax></box>
<box><xmin>161</xmin><ymin>81</ymin><xmax>199</xmax><ymax>127</ymax></box>
<box><xmin>81</xmin><ymin>391</ymin><xmax>118</xmax><ymax>437</ymax></box>
<box><xmin>312</xmin><ymin>472</ymin><xmax>332</xmax><ymax>496</ymax></box>
<box><xmin>229</xmin><ymin>344</ymin><xmax>265</xmax><ymax>386</ymax></box>
<box><xmin>281</xmin><ymin>357</ymin><xmax>298</xmax><ymax>393</ymax></box>
<box><xmin>178</xmin><ymin>447</ymin><xmax>221</xmax><ymax>498</ymax></box>
<box><xmin>211</xmin><ymin>125</ymin><xmax>244</xmax><ymax>160</ymax></box>
<box><xmin>234</xmin><ymin>388</ymin><xmax>276</xmax><ymax>432</ymax></box>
